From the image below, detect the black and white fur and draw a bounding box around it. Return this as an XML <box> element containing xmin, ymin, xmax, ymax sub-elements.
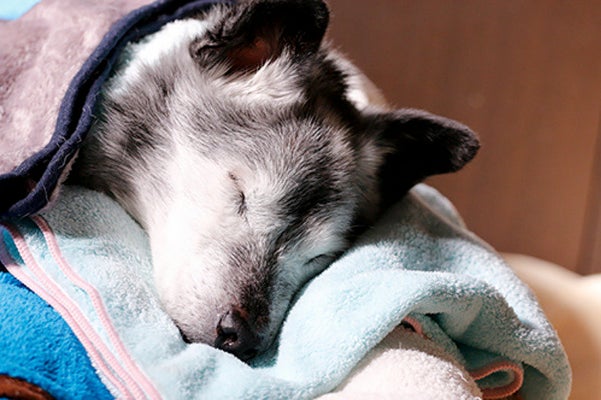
<box><xmin>72</xmin><ymin>0</ymin><xmax>479</xmax><ymax>360</ymax></box>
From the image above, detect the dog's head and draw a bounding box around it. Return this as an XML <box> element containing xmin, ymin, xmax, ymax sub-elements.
<box><xmin>75</xmin><ymin>0</ymin><xmax>479</xmax><ymax>360</ymax></box>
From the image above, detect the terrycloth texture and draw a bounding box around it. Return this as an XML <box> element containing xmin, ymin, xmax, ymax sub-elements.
<box><xmin>0</xmin><ymin>184</ymin><xmax>571</xmax><ymax>399</ymax></box>
<box><xmin>318</xmin><ymin>326</ymin><xmax>483</xmax><ymax>400</ymax></box>
<box><xmin>0</xmin><ymin>0</ymin><xmax>227</xmax><ymax>218</ymax></box>
<box><xmin>0</xmin><ymin>271</ymin><xmax>112</xmax><ymax>399</ymax></box>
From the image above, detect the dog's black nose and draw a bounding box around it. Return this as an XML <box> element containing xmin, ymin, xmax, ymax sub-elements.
<box><xmin>215</xmin><ymin>307</ymin><xmax>259</xmax><ymax>360</ymax></box>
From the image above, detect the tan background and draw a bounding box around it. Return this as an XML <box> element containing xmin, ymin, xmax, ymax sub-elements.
<box><xmin>326</xmin><ymin>0</ymin><xmax>601</xmax><ymax>274</ymax></box>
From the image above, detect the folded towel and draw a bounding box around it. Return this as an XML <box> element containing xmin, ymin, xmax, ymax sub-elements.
<box><xmin>0</xmin><ymin>184</ymin><xmax>571</xmax><ymax>399</ymax></box>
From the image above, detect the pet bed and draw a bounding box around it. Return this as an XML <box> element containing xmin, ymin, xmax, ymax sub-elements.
<box><xmin>0</xmin><ymin>1</ymin><xmax>572</xmax><ymax>399</ymax></box>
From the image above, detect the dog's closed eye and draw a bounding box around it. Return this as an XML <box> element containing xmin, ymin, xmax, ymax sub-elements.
<box><xmin>305</xmin><ymin>254</ymin><xmax>334</xmax><ymax>267</ymax></box>
<box><xmin>228</xmin><ymin>172</ymin><xmax>247</xmax><ymax>215</ymax></box>
<box><xmin>235</xmin><ymin>190</ymin><xmax>246</xmax><ymax>215</ymax></box>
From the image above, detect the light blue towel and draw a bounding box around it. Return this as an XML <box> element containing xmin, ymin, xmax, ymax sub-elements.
<box><xmin>0</xmin><ymin>184</ymin><xmax>571</xmax><ymax>399</ymax></box>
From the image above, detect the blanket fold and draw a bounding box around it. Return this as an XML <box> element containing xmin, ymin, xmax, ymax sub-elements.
<box><xmin>0</xmin><ymin>185</ymin><xmax>572</xmax><ymax>399</ymax></box>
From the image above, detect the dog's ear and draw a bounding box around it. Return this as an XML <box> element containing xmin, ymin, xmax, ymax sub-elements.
<box><xmin>370</xmin><ymin>109</ymin><xmax>480</xmax><ymax>208</ymax></box>
<box><xmin>190</xmin><ymin>0</ymin><xmax>329</xmax><ymax>73</ymax></box>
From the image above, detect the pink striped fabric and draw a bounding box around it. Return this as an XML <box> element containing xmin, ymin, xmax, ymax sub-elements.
<box><xmin>0</xmin><ymin>219</ymin><xmax>161</xmax><ymax>399</ymax></box>
<box><xmin>32</xmin><ymin>215</ymin><xmax>162</xmax><ymax>399</ymax></box>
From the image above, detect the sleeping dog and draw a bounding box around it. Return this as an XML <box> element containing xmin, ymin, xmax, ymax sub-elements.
<box><xmin>72</xmin><ymin>0</ymin><xmax>479</xmax><ymax>360</ymax></box>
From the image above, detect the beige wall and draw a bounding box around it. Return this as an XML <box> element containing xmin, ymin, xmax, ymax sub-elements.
<box><xmin>326</xmin><ymin>0</ymin><xmax>601</xmax><ymax>273</ymax></box>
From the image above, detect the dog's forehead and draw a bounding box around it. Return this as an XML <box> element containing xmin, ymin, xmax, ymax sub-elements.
<box><xmin>236</xmin><ymin>116</ymin><xmax>355</xmax><ymax>180</ymax></box>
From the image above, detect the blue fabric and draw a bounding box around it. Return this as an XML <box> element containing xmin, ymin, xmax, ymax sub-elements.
<box><xmin>0</xmin><ymin>271</ymin><xmax>112</xmax><ymax>399</ymax></box>
<box><xmin>0</xmin><ymin>185</ymin><xmax>572</xmax><ymax>399</ymax></box>
<box><xmin>0</xmin><ymin>0</ymin><xmax>231</xmax><ymax>219</ymax></box>
<box><xmin>0</xmin><ymin>0</ymin><xmax>40</xmax><ymax>20</ymax></box>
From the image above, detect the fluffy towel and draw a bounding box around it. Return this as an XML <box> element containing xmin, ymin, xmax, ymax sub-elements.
<box><xmin>319</xmin><ymin>326</ymin><xmax>484</xmax><ymax>400</ymax></box>
<box><xmin>0</xmin><ymin>184</ymin><xmax>571</xmax><ymax>399</ymax></box>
